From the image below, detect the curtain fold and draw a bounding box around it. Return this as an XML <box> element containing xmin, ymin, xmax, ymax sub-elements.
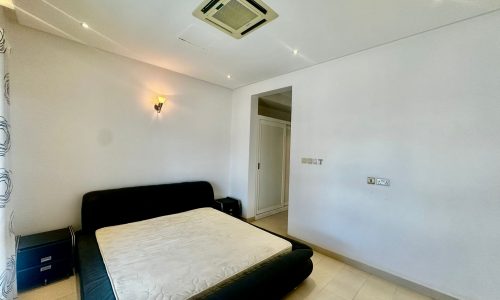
<box><xmin>0</xmin><ymin>27</ymin><xmax>15</xmax><ymax>300</ymax></box>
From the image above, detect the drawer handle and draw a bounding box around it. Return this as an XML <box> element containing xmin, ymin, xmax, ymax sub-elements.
<box><xmin>40</xmin><ymin>256</ymin><xmax>52</xmax><ymax>263</ymax></box>
<box><xmin>40</xmin><ymin>265</ymin><xmax>52</xmax><ymax>272</ymax></box>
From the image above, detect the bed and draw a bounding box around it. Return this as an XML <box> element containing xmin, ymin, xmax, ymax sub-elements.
<box><xmin>75</xmin><ymin>181</ymin><xmax>313</xmax><ymax>300</ymax></box>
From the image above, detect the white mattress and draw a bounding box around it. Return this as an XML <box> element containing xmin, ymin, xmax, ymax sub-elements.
<box><xmin>95</xmin><ymin>207</ymin><xmax>292</xmax><ymax>300</ymax></box>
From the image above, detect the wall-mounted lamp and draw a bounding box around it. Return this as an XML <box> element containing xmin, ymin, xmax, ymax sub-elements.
<box><xmin>154</xmin><ymin>96</ymin><xmax>166</xmax><ymax>113</ymax></box>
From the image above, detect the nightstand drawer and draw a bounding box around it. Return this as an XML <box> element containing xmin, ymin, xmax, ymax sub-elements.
<box><xmin>17</xmin><ymin>240</ymin><xmax>72</xmax><ymax>270</ymax></box>
<box><xmin>16</xmin><ymin>227</ymin><xmax>75</xmax><ymax>292</ymax></box>
<box><xmin>17</xmin><ymin>259</ymin><xmax>73</xmax><ymax>291</ymax></box>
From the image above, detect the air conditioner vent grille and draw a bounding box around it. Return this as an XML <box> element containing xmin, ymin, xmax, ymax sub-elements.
<box><xmin>201</xmin><ymin>0</ymin><xmax>220</xmax><ymax>13</ymax></box>
<box><xmin>212</xmin><ymin>0</ymin><xmax>257</xmax><ymax>30</ymax></box>
<box><xmin>245</xmin><ymin>0</ymin><xmax>267</xmax><ymax>14</ymax></box>
<box><xmin>206</xmin><ymin>18</ymin><xmax>232</xmax><ymax>33</ymax></box>
<box><xmin>241</xmin><ymin>18</ymin><xmax>266</xmax><ymax>35</ymax></box>
<box><xmin>193</xmin><ymin>0</ymin><xmax>278</xmax><ymax>39</ymax></box>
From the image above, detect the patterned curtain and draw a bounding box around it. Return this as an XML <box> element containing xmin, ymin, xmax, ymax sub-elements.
<box><xmin>0</xmin><ymin>28</ymin><xmax>15</xmax><ymax>300</ymax></box>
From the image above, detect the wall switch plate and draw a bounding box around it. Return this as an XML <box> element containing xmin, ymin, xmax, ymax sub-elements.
<box><xmin>376</xmin><ymin>178</ymin><xmax>390</xmax><ymax>186</ymax></box>
<box><xmin>301</xmin><ymin>158</ymin><xmax>312</xmax><ymax>164</ymax></box>
<box><xmin>302</xmin><ymin>157</ymin><xmax>323</xmax><ymax>165</ymax></box>
<box><xmin>367</xmin><ymin>177</ymin><xmax>376</xmax><ymax>184</ymax></box>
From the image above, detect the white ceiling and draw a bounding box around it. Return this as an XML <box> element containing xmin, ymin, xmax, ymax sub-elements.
<box><xmin>11</xmin><ymin>0</ymin><xmax>500</xmax><ymax>89</ymax></box>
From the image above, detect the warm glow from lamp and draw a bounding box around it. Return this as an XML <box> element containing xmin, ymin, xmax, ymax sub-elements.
<box><xmin>154</xmin><ymin>95</ymin><xmax>166</xmax><ymax>113</ymax></box>
<box><xmin>0</xmin><ymin>0</ymin><xmax>15</xmax><ymax>9</ymax></box>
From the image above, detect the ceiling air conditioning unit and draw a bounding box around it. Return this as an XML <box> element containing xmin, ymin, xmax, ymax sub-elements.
<box><xmin>193</xmin><ymin>0</ymin><xmax>278</xmax><ymax>39</ymax></box>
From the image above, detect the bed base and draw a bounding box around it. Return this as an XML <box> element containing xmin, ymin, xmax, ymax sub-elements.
<box><xmin>76</xmin><ymin>181</ymin><xmax>313</xmax><ymax>299</ymax></box>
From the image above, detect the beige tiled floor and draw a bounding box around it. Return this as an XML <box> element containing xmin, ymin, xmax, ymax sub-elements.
<box><xmin>252</xmin><ymin>210</ymin><xmax>289</xmax><ymax>236</ymax></box>
<box><xmin>18</xmin><ymin>276</ymin><xmax>78</xmax><ymax>300</ymax></box>
<box><xmin>19</xmin><ymin>211</ymin><xmax>432</xmax><ymax>300</ymax></box>
<box><xmin>252</xmin><ymin>211</ymin><xmax>432</xmax><ymax>300</ymax></box>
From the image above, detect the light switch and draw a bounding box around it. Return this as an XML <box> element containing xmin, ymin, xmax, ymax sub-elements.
<box><xmin>376</xmin><ymin>178</ymin><xmax>390</xmax><ymax>186</ymax></box>
<box><xmin>301</xmin><ymin>157</ymin><xmax>323</xmax><ymax>165</ymax></box>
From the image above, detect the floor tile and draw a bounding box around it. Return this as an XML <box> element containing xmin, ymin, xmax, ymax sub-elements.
<box><xmin>18</xmin><ymin>276</ymin><xmax>77</xmax><ymax>300</ymax></box>
<box><xmin>354</xmin><ymin>275</ymin><xmax>397</xmax><ymax>300</ymax></box>
<box><xmin>311</xmin><ymin>251</ymin><xmax>327</xmax><ymax>265</ymax></box>
<box><xmin>315</xmin><ymin>288</ymin><xmax>350</xmax><ymax>300</ymax></box>
<box><xmin>394</xmin><ymin>287</ymin><xmax>433</xmax><ymax>300</ymax></box>
<box><xmin>321</xmin><ymin>265</ymin><xmax>369</xmax><ymax>300</ymax></box>
<box><xmin>253</xmin><ymin>212</ymin><xmax>288</xmax><ymax>236</ymax></box>
<box><xmin>283</xmin><ymin>253</ymin><xmax>344</xmax><ymax>300</ymax></box>
<box><xmin>286</xmin><ymin>277</ymin><xmax>324</xmax><ymax>299</ymax></box>
<box><xmin>56</xmin><ymin>293</ymin><xmax>78</xmax><ymax>300</ymax></box>
<box><xmin>317</xmin><ymin>254</ymin><xmax>346</xmax><ymax>272</ymax></box>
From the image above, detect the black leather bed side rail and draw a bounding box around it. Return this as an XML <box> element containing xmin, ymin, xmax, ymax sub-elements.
<box><xmin>76</xmin><ymin>232</ymin><xmax>116</xmax><ymax>300</ymax></box>
<box><xmin>81</xmin><ymin>181</ymin><xmax>215</xmax><ymax>233</ymax></box>
<box><xmin>200</xmin><ymin>249</ymin><xmax>313</xmax><ymax>300</ymax></box>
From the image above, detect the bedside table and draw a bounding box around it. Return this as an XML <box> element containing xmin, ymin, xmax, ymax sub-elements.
<box><xmin>215</xmin><ymin>197</ymin><xmax>242</xmax><ymax>218</ymax></box>
<box><xmin>16</xmin><ymin>226</ymin><xmax>75</xmax><ymax>291</ymax></box>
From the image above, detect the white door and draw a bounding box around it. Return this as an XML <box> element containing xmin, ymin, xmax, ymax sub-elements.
<box><xmin>257</xmin><ymin>119</ymin><xmax>286</xmax><ymax>214</ymax></box>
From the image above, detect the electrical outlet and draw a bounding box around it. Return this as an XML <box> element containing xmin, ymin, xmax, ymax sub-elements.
<box><xmin>367</xmin><ymin>177</ymin><xmax>376</xmax><ymax>184</ymax></box>
<box><xmin>376</xmin><ymin>178</ymin><xmax>390</xmax><ymax>186</ymax></box>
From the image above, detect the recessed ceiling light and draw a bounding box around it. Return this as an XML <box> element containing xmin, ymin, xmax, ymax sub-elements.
<box><xmin>293</xmin><ymin>49</ymin><xmax>299</xmax><ymax>55</ymax></box>
<box><xmin>227</xmin><ymin>74</ymin><xmax>231</xmax><ymax>79</ymax></box>
<box><xmin>81</xmin><ymin>22</ymin><xmax>89</xmax><ymax>29</ymax></box>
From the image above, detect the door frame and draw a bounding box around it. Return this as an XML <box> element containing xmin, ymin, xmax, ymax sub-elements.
<box><xmin>248</xmin><ymin>86</ymin><xmax>292</xmax><ymax>220</ymax></box>
<box><xmin>255</xmin><ymin>116</ymin><xmax>291</xmax><ymax>219</ymax></box>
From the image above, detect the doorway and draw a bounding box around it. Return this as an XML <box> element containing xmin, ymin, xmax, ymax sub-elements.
<box><xmin>251</xmin><ymin>87</ymin><xmax>292</xmax><ymax>219</ymax></box>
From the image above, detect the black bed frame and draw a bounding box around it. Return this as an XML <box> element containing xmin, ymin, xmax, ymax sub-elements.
<box><xmin>76</xmin><ymin>181</ymin><xmax>313</xmax><ymax>300</ymax></box>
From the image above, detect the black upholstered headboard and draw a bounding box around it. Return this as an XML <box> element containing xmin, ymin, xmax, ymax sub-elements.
<box><xmin>81</xmin><ymin>181</ymin><xmax>215</xmax><ymax>233</ymax></box>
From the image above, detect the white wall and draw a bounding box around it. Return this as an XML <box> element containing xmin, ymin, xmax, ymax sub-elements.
<box><xmin>4</xmin><ymin>20</ymin><xmax>232</xmax><ymax>235</ymax></box>
<box><xmin>229</xmin><ymin>10</ymin><xmax>500</xmax><ymax>300</ymax></box>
